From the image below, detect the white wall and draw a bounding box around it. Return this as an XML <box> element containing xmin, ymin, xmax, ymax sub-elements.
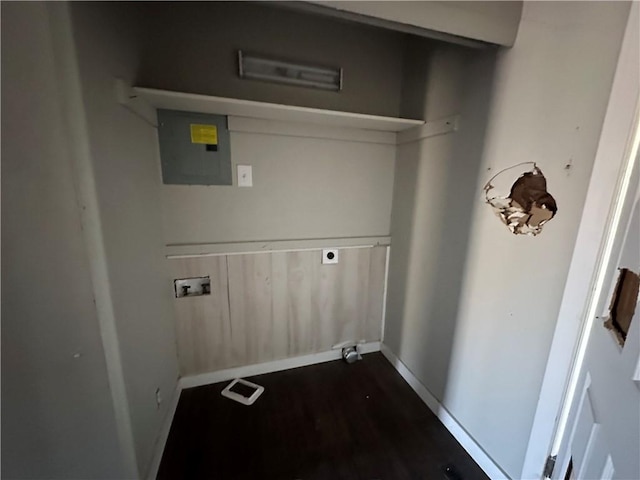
<box><xmin>524</xmin><ymin>9</ymin><xmax>640</xmax><ymax>474</ymax></box>
<box><xmin>308</xmin><ymin>1</ymin><xmax>523</xmax><ymax>46</ymax></box>
<box><xmin>136</xmin><ymin>2</ymin><xmax>406</xmax><ymax>117</ymax></box>
<box><xmin>68</xmin><ymin>3</ymin><xmax>180</xmax><ymax>477</ymax></box>
<box><xmin>399</xmin><ymin>38</ymin><xmax>478</xmax><ymax>122</ymax></box>
<box><xmin>386</xmin><ymin>42</ymin><xmax>497</xmax><ymax>407</ymax></box>
<box><xmin>384</xmin><ymin>2</ymin><xmax>630</xmax><ymax>479</ymax></box>
<box><xmin>443</xmin><ymin>3</ymin><xmax>629</xmax><ymax>476</ymax></box>
<box><xmin>162</xmin><ymin>125</ymin><xmax>396</xmax><ymax>245</ymax></box>
<box><xmin>131</xmin><ymin>1</ymin><xmax>410</xmax><ymax>247</ymax></box>
<box><xmin>1</xmin><ymin>3</ymin><xmax>126</xmax><ymax>478</ymax></box>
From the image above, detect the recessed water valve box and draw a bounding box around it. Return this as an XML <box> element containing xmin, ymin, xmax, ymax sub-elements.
<box><xmin>322</xmin><ymin>249</ymin><xmax>339</xmax><ymax>265</ymax></box>
<box><xmin>174</xmin><ymin>276</ymin><xmax>211</xmax><ymax>298</ymax></box>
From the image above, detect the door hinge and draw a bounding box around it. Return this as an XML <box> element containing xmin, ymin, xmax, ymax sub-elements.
<box><xmin>543</xmin><ymin>455</ymin><xmax>557</xmax><ymax>478</ymax></box>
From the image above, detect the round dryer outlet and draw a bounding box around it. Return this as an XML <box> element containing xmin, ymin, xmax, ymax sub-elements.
<box><xmin>322</xmin><ymin>249</ymin><xmax>339</xmax><ymax>264</ymax></box>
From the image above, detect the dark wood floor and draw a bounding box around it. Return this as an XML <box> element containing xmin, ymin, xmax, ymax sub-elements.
<box><xmin>158</xmin><ymin>353</ymin><xmax>489</xmax><ymax>480</ymax></box>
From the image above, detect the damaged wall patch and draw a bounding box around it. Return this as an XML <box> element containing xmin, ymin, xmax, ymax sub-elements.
<box><xmin>604</xmin><ymin>268</ymin><xmax>639</xmax><ymax>346</ymax></box>
<box><xmin>484</xmin><ymin>162</ymin><xmax>557</xmax><ymax>236</ymax></box>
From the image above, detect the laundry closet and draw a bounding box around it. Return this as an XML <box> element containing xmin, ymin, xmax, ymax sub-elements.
<box><xmin>8</xmin><ymin>1</ymin><xmax>625</xmax><ymax>478</ymax></box>
<box><xmin>79</xmin><ymin>3</ymin><xmax>498</xmax><ymax>373</ymax></box>
<box><xmin>66</xmin><ymin>1</ymin><xmax>515</xmax><ymax>475</ymax></box>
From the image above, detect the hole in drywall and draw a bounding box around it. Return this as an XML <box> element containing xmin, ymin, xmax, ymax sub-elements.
<box><xmin>604</xmin><ymin>268</ymin><xmax>639</xmax><ymax>346</ymax></box>
<box><xmin>484</xmin><ymin>162</ymin><xmax>557</xmax><ymax>236</ymax></box>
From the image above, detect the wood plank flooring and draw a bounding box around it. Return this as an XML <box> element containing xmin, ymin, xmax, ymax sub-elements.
<box><xmin>157</xmin><ymin>353</ymin><xmax>489</xmax><ymax>480</ymax></box>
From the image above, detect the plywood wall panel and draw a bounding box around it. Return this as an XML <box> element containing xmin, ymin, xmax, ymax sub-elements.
<box><xmin>170</xmin><ymin>247</ymin><xmax>386</xmax><ymax>376</ymax></box>
<box><xmin>227</xmin><ymin>253</ymin><xmax>274</xmax><ymax>365</ymax></box>
<box><xmin>170</xmin><ymin>256</ymin><xmax>231</xmax><ymax>375</ymax></box>
<box><xmin>271</xmin><ymin>251</ymin><xmax>314</xmax><ymax>357</ymax></box>
<box><xmin>311</xmin><ymin>248</ymin><xmax>370</xmax><ymax>349</ymax></box>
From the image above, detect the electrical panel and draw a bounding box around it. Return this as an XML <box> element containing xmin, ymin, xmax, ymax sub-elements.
<box><xmin>157</xmin><ymin>109</ymin><xmax>232</xmax><ymax>185</ymax></box>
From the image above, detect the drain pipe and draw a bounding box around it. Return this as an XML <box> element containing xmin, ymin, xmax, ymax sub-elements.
<box><xmin>341</xmin><ymin>345</ymin><xmax>362</xmax><ymax>363</ymax></box>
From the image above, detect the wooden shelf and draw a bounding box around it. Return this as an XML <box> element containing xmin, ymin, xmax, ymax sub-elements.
<box><xmin>133</xmin><ymin>87</ymin><xmax>424</xmax><ymax>132</ymax></box>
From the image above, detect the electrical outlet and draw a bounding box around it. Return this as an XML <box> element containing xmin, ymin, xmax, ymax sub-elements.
<box><xmin>322</xmin><ymin>249</ymin><xmax>339</xmax><ymax>265</ymax></box>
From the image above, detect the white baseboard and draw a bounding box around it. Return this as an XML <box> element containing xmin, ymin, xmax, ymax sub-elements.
<box><xmin>380</xmin><ymin>344</ymin><xmax>509</xmax><ymax>480</ymax></box>
<box><xmin>180</xmin><ymin>341</ymin><xmax>381</xmax><ymax>390</ymax></box>
<box><xmin>145</xmin><ymin>383</ymin><xmax>181</xmax><ymax>480</ymax></box>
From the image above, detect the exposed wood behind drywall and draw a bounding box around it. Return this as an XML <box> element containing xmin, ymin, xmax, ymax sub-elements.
<box><xmin>170</xmin><ymin>247</ymin><xmax>386</xmax><ymax>376</ymax></box>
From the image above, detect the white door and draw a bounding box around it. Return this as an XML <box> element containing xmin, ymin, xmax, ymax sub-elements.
<box><xmin>552</xmin><ymin>163</ymin><xmax>639</xmax><ymax>480</ymax></box>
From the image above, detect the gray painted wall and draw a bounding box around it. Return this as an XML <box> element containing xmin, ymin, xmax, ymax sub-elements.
<box><xmin>387</xmin><ymin>42</ymin><xmax>496</xmax><ymax>404</ymax></box>
<box><xmin>384</xmin><ymin>2</ymin><xmax>630</xmax><ymax>478</ymax></box>
<box><xmin>162</xmin><ymin>129</ymin><xmax>396</xmax><ymax>245</ymax></box>
<box><xmin>69</xmin><ymin>3</ymin><xmax>180</xmax><ymax>476</ymax></box>
<box><xmin>309</xmin><ymin>1</ymin><xmax>523</xmax><ymax>47</ymax></box>
<box><xmin>400</xmin><ymin>38</ymin><xmax>478</xmax><ymax>122</ymax></box>
<box><xmin>136</xmin><ymin>2</ymin><xmax>406</xmax><ymax>117</ymax></box>
<box><xmin>1</xmin><ymin>3</ymin><xmax>126</xmax><ymax>478</ymax></box>
<box><xmin>133</xmin><ymin>1</ymin><xmax>412</xmax><ymax>246</ymax></box>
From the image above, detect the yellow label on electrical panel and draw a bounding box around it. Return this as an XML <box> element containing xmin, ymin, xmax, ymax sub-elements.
<box><xmin>190</xmin><ymin>124</ymin><xmax>218</xmax><ymax>145</ymax></box>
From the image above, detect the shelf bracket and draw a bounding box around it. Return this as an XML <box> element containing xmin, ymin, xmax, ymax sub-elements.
<box><xmin>114</xmin><ymin>78</ymin><xmax>158</xmax><ymax>127</ymax></box>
